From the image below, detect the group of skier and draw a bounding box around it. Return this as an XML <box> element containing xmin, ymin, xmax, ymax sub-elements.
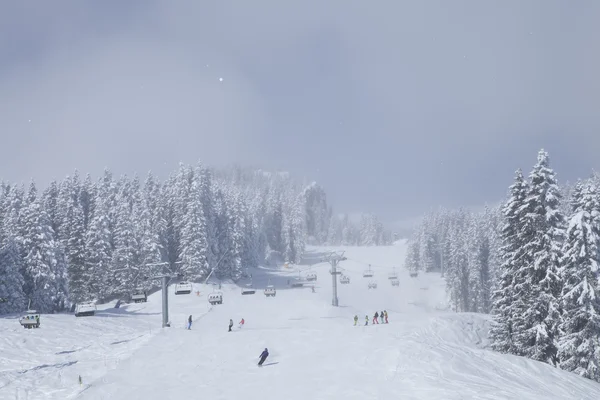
<box><xmin>353</xmin><ymin>310</ymin><xmax>388</xmax><ymax>325</ymax></box>
<box><xmin>229</xmin><ymin>317</ymin><xmax>245</xmax><ymax>331</ymax></box>
<box><xmin>187</xmin><ymin>315</ymin><xmax>267</xmax><ymax>365</ymax></box>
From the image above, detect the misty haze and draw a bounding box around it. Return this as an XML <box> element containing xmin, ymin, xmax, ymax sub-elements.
<box><xmin>1</xmin><ymin>2</ymin><xmax>600</xmax><ymax>399</ymax></box>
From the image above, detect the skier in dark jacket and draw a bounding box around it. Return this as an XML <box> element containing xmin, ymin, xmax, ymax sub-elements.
<box><xmin>228</xmin><ymin>319</ymin><xmax>233</xmax><ymax>332</ymax></box>
<box><xmin>373</xmin><ymin>311</ymin><xmax>379</xmax><ymax>324</ymax></box>
<box><xmin>187</xmin><ymin>315</ymin><xmax>192</xmax><ymax>330</ymax></box>
<box><xmin>258</xmin><ymin>348</ymin><xmax>269</xmax><ymax>366</ymax></box>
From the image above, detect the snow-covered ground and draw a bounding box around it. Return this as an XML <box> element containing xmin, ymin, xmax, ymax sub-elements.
<box><xmin>2</xmin><ymin>241</ymin><xmax>600</xmax><ymax>399</ymax></box>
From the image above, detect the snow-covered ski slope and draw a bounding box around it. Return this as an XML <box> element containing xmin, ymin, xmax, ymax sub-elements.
<box><xmin>2</xmin><ymin>241</ymin><xmax>600</xmax><ymax>399</ymax></box>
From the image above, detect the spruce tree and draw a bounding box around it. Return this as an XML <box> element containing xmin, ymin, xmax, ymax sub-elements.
<box><xmin>0</xmin><ymin>237</ymin><xmax>26</xmax><ymax>313</ymax></box>
<box><xmin>514</xmin><ymin>149</ymin><xmax>565</xmax><ymax>365</ymax></box>
<box><xmin>557</xmin><ymin>182</ymin><xmax>600</xmax><ymax>381</ymax></box>
<box><xmin>490</xmin><ymin>169</ymin><xmax>529</xmax><ymax>354</ymax></box>
<box><xmin>179</xmin><ymin>179</ymin><xmax>210</xmax><ymax>281</ymax></box>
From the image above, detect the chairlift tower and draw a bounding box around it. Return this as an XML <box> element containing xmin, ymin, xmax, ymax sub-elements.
<box><xmin>145</xmin><ymin>261</ymin><xmax>182</xmax><ymax>328</ymax></box>
<box><xmin>326</xmin><ymin>251</ymin><xmax>345</xmax><ymax>307</ymax></box>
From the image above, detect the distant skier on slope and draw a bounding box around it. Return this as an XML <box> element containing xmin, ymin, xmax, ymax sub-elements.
<box><xmin>239</xmin><ymin>318</ymin><xmax>245</xmax><ymax>329</ymax></box>
<box><xmin>187</xmin><ymin>315</ymin><xmax>192</xmax><ymax>330</ymax></box>
<box><xmin>229</xmin><ymin>319</ymin><xmax>234</xmax><ymax>332</ymax></box>
<box><xmin>365</xmin><ymin>315</ymin><xmax>369</xmax><ymax>326</ymax></box>
<box><xmin>380</xmin><ymin>310</ymin><xmax>384</xmax><ymax>324</ymax></box>
<box><xmin>258</xmin><ymin>348</ymin><xmax>269</xmax><ymax>366</ymax></box>
<box><xmin>354</xmin><ymin>315</ymin><xmax>358</xmax><ymax>326</ymax></box>
<box><xmin>384</xmin><ymin>310</ymin><xmax>388</xmax><ymax>324</ymax></box>
<box><xmin>373</xmin><ymin>312</ymin><xmax>379</xmax><ymax>324</ymax></box>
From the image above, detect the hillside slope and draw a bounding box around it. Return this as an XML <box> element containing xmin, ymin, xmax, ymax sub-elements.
<box><xmin>2</xmin><ymin>242</ymin><xmax>600</xmax><ymax>399</ymax></box>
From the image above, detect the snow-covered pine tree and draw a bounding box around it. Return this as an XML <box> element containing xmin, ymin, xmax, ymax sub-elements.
<box><xmin>404</xmin><ymin>238</ymin><xmax>420</xmax><ymax>275</ymax></box>
<box><xmin>197</xmin><ymin>164</ymin><xmax>218</xmax><ymax>270</ymax></box>
<box><xmin>303</xmin><ymin>182</ymin><xmax>329</xmax><ymax>244</ymax></box>
<box><xmin>19</xmin><ymin>199</ymin><xmax>60</xmax><ymax>313</ymax></box>
<box><xmin>418</xmin><ymin>212</ymin><xmax>437</xmax><ymax>273</ymax></box>
<box><xmin>228</xmin><ymin>191</ymin><xmax>246</xmax><ymax>280</ymax></box>
<box><xmin>85</xmin><ymin>195</ymin><xmax>113</xmax><ymax>302</ymax></box>
<box><xmin>179</xmin><ymin>178</ymin><xmax>210</xmax><ymax>281</ymax></box>
<box><xmin>326</xmin><ymin>213</ymin><xmax>342</xmax><ymax>245</ymax></box>
<box><xmin>136</xmin><ymin>172</ymin><xmax>164</xmax><ymax>289</ymax></box>
<box><xmin>80</xmin><ymin>173</ymin><xmax>96</xmax><ymax>230</ymax></box>
<box><xmin>445</xmin><ymin>223</ymin><xmax>470</xmax><ymax>312</ymax></box>
<box><xmin>468</xmin><ymin>210</ymin><xmax>492</xmax><ymax>313</ymax></box>
<box><xmin>0</xmin><ymin>237</ymin><xmax>26</xmax><ymax>314</ymax></box>
<box><xmin>43</xmin><ymin>180</ymin><xmax>61</xmax><ymax>241</ymax></box>
<box><xmin>66</xmin><ymin>194</ymin><xmax>88</xmax><ymax>303</ymax></box>
<box><xmin>513</xmin><ymin>149</ymin><xmax>565</xmax><ymax>365</ymax></box>
<box><xmin>557</xmin><ymin>182</ymin><xmax>600</xmax><ymax>381</ymax></box>
<box><xmin>111</xmin><ymin>181</ymin><xmax>141</xmax><ymax>296</ymax></box>
<box><xmin>161</xmin><ymin>174</ymin><xmax>182</xmax><ymax>269</ymax></box>
<box><xmin>490</xmin><ymin>169</ymin><xmax>531</xmax><ymax>355</ymax></box>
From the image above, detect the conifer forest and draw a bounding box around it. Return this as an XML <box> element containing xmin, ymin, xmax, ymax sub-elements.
<box><xmin>405</xmin><ymin>149</ymin><xmax>600</xmax><ymax>382</ymax></box>
<box><xmin>0</xmin><ymin>163</ymin><xmax>389</xmax><ymax>315</ymax></box>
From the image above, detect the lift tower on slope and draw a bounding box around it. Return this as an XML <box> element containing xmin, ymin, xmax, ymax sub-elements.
<box><xmin>145</xmin><ymin>261</ymin><xmax>182</xmax><ymax>328</ymax></box>
<box><xmin>326</xmin><ymin>251</ymin><xmax>345</xmax><ymax>307</ymax></box>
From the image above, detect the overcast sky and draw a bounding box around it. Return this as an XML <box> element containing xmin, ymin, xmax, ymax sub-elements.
<box><xmin>1</xmin><ymin>1</ymin><xmax>599</xmax><ymax>231</ymax></box>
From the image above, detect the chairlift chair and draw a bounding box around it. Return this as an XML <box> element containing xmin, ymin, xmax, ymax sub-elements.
<box><xmin>131</xmin><ymin>290</ymin><xmax>147</xmax><ymax>303</ymax></box>
<box><xmin>368</xmin><ymin>282</ymin><xmax>377</xmax><ymax>289</ymax></box>
<box><xmin>305</xmin><ymin>273</ymin><xmax>317</xmax><ymax>281</ymax></box>
<box><xmin>74</xmin><ymin>302</ymin><xmax>97</xmax><ymax>317</ymax></box>
<box><xmin>174</xmin><ymin>282</ymin><xmax>192</xmax><ymax>295</ymax></box>
<box><xmin>208</xmin><ymin>292</ymin><xmax>223</xmax><ymax>305</ymax></box>
<box><xmin>409</xmin><ymin>272</ymin><xmax>418</xmax><ymax>278</ymax></box>
<box><xmin>363</xmin><ymin>264</ymin><xmax>374</xmax><ymax>278</ymax></box>
<box><xmin>290</xmin><ymin>279</ymin><xmax>305</xmax><ymax>288</ymax></box>
<box><xmin>264</xmin><ymin>285</ymin><xmax>276</xmax><ymax>297</ymax></box>
<box><xmin>340</xmin><ymin>275</ymin><xmax>350</xmax><ymax>284</ymax></box>
<box><xmin>241</xmin><ymin>283</ymin><xmax>256</xmax><ymax>295</ymax></box>
<box><xmin>19</xmin><ymin>310</ymin><xmax>40</xmax><ymax>329</ymax></box>
<box><xmin>391</xmin><ymin>279</ymin><xmax>399</xmax><ymax>286</ymax></box>
<box><xmin>388</xmin><ymin>270</ymin><xmax>398</xmax><ymax>280</ymax></box>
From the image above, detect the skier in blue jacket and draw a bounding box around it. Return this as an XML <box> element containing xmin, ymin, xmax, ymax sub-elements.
<box><xmin>258</xmin><ymin>348</ymin><xmax>269</xmax><ymax>366</ymax></box>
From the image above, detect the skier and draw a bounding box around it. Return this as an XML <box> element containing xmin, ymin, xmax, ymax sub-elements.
<box><xmin>228</xmin><ymin>319</ymin><xmax>234</xmax><ymax>332</ymax></box>
<box><xmin>384</xmin><ymin>310</ymin><xmax>388</xmax><ymax>324</ymax></box>
<box><xmin>239</xmin><ymin>317</ymin><xmax>245</xmax><ymax>329</ymax></box>
<box><xmin>373</xmin><ymin>311</ymin><xmax>379</xmax><ymax>324</ymax></box>
<box><xmin>187</xmin><ymin>315</ymin><xmax>192</xmax><ymax>330</ymax></box>
<box><xmin>365</xmin><ymin>315</ymin><xmax>369</xmax><ymax>326</ymax></box>
<box><xmin>353</xmin><ymin>315</ymin><xmax>358</xmax><ymax>326</ymax></box>
<box><xmin>380</xmin><ymin>310</ymin><xmax>384</xmax><ymax>324</ymax></box>
<box><xmin>311</xmin><ymin>286</ymin><xmax>315</xmax><ymax>293</ymax></box>
<box><xmin>258</xmin><ymin>348</ymin><xmax>269</xmax><ymax>366</ymax></box>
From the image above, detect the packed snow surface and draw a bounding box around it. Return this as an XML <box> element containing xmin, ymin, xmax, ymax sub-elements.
<box><xmin>2</xmin><ymin>241</ymin><xmax>600</xmax><ymax>399</ymax></box>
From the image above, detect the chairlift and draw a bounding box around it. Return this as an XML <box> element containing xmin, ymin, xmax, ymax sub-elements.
<box><xmin>368</xmin><ymin>281</ymin><xmax>377</xmax><ymax>289</ymax></box>
<box><xmin>409</xmin><ymin>272</ymin><xmax>418</xmax><ymax>278</ymax></box>
<box><xmin>208</xmin><ymin>292</ymin><xmax>223</xmax><ymax>305</ymax></box>
<box><xmin>19</xmin><ymin>309</ymin><xmax>40</xmax><ymax>329</ymax></box>
<box><xmin>241</xmin><ymin>283</ymin><xmax>256</xmax><ymax>295</ymax></box>
<box><xmin>74</xmin><ymin>302</ymin><xmax>97</xmax><ymax>317</ymax></box>
<box><xmin>290</xmin><ymin>278</ymin><xmax>306</xmax><ymax>288</ymax></box>
<box><xmin>130</xmin><ymin>289</ymin><xmax>147</xmax><ymax>303</ymax></box>
<box><xmin>264</xmin><ymin>285</ymin><xmax>276</xmax><ymax>297</ymax></box>
<box><xmin>305</xmin><ymin>272</ymin><xmax>317</xmax><ymax>281</ymax></box>
<box><xmin>363</xmin><ymin>264</ymin><xmax>374</xmax><ymax>278</ymax></box>
<box><xmin>388</xmin><ymin>268</ymin><xmax>398</xmax><ymax>280</ymax></box>
<box><xmin>391</xmin><ymin>279</ymin><xmax>399</xmax><ymax>286</ymax></box>
<box><xmin>174</xmin><ymin>281</ymin><xmax>192</xmax><ymax>295</ymax></box>
<box><xmin>340</xmin><ymin>275</ymin><xmax>350</xmax><ymax>284</ymax></box>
